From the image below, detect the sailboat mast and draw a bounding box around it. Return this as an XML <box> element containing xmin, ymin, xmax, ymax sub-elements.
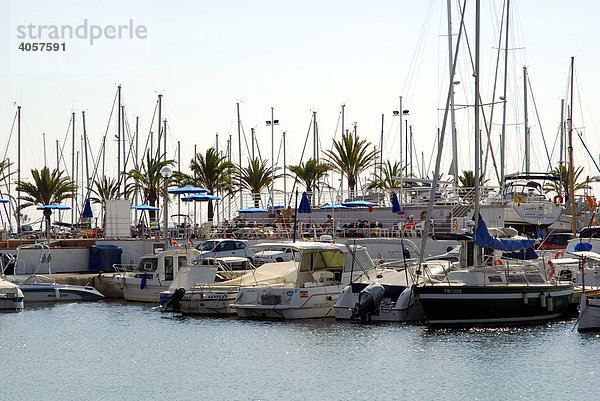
<box><xmin>380</xmin><ymin>114</ymin><xmax>384</xmax><ymax>171</ymax></box>
<box><xmin>568</xmin><ymin>56</ymin><xmax>577</xmax><ymax>236</ymax></box>
<box><xmin>500</xmin><ymin>0</ymin><xmax>510</xmax><ymax>185</ymax></box>
<box><xmin>559</xmin><ymin>99</ymin><xmax>565</xmax><ymax>168</ymax></box>
<box><xmin>17</xmin><ymin>106</ymin><xmax>21</xmax><ymax>235</ymax></box>
<box><xmin>283</xmin><ymin>131</ymin><xmax>287</xmax><ymax>204</ymax></box>
<box><xmin>313</xmin><ymin>111</ymin><xmax>318</xmax><ymax>161</ymax></box>
<box><xmin>447</xmin><ymin>0</ymin><xmax>458</xmax><ymax>186</ymax></box>
<box><xmin>71</xmin><ymin>111</ymin><xmax>76</xmax><ymax>225</ymax></box>
<box><xmin>237</xmin><ymin>102</ymin><xmax>243</xmax><ymax>209</ymax></box>
<box><xmin>117</xmin><ymin>85</ymin><xmax>122</xmax><ymax>193</ymax></box>
<box><xmin>523</xmin><ymin>66</ymin><xmax>529</xmax><ymax>174</ymax></box>
<box><xmin>82</xmin><ymin>111</ymin><xmax>90</xmax><ymax>194</ymax></box>
<box><xmin>473</xmin><ymin>0</ymin><xmax>481</xmax><ymax>266</ymax></box>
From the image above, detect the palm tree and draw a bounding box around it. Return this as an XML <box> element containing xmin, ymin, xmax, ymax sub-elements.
<box><xmin>175</xmin><ymin>147</ymin><xmax>234</xmax><ymax>220</ymax></box>
<box><xmin>126</xmin><ymin>150</ymin><xmax>174</xmax><ymax>219</ymax></box>
<box><xmin>287</xmin><ymin>158</ymin><xmax>330</xmax><ymax>202</ymax></box>
<box><xmin>543</xmin><ymin>165</ymin><xmax>590</xmax><ymax>203</ymax></box>
<box><xmin>458</xmin><ymin>170</ymin><xmax>488</xmax><ymax>198</ymax></box>
<box><xmin>323</xmin><ymin>131</ymin><xmax>378</xmax><ymax>197</ymax></box>
<box><xmin>366</xmin><ymin>160</ymin><xmax>410</xmax><ymax>190</ymax></box>
<box><xmin>89</xmin><ymin>176</ymin><xmax>120</xmax><ymax>225</ymax></box>
<box><xmin>236</xmin><ymin>157</ymin><xmax>279</xmax><ymax>208</ymax></box>
<box><xmin>16</xmin><ymin>167</ymin><xmax>76</xmax><ymax>236</ymax></box>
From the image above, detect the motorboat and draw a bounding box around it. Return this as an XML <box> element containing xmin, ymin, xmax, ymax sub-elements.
<box><xmin>5</xmin><ymin>244</ymin><xmax>103</xmax><ymax>303</ymax></box>
<box><xmin>0</xmin><ymin>277</ymin><xmax>24</xmax><ymax>312</ymax></box>
<box><xmin>159</xmin><ymin>256</ymin><xmax>252</xmax><ymax>311</ymax></box>
<box><xmin>178</xmin><ymin>255</ymin><xmax>298</xmax><ymax>315</ymax></box>
<box><xmin>233</xmin><ymin>242</ymin><xmax>385</xmax><ymax>320</ymax></box>
<box><xmin>114</xmin><ymin>247</ymin><xmax>203</xmax><ymax>302</ymax></box>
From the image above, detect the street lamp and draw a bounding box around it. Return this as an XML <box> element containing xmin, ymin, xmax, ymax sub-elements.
<box><xmin>266</xmin><ymin>108</ymin><xmax>279</xmax><ymax>211</ymax></box>
<box><xmin>160</xmin><ymin>166</ymin><xmax>173</xmax><ymax>249</ymax></box>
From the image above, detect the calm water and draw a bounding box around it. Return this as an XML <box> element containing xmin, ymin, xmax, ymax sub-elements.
<box><xmin>1</xmin><ymin>301</ymin><xmax>599</xmax><ymax>400</ymax></box>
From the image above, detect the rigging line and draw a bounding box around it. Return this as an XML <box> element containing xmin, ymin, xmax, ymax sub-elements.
<box><xmin>85</xmin><ymin>88</ymin><xmax>118</xmax><ymax>198</ymax></box>
<box><xmin>482</xmin><ymin>0</ymin><xmax>506</xmax><ymax>180</ymax></box>
<box><xmin>239</xmin><ymin>121</ymin><xmax>253</xmax><ymax>162</ymax></box>
<box><xmin>287</xmin><ymin>116</ymin><xmax>315</xmax><ymax>206</ymax></box>
<box><xmin>142</xmin><ymin>99</ymin><xmax>159</xmax><ymax>162</ymax></box>
<box><xmin>576</xmin><ymin>129</ymin><xmax>600</xmax><ymax>174</ymax></box>
<box><xmin>456</xmin><ymin>4</ymin><xmax>500</xmax><ymax>184</ymax></box>
<box><xmin>2</xmin><ymin>109</ymin><xmax>18</xmax><ymax>161</ymax></box>
<box><xmin>58</xmin><ymin>115</ymin><xmax>73</xmax><ymax>176</ymax></box>
<box><xmin>526</xmin><ymin>74</ymin><xmax>552</xmax><ymax>172</ymax></box>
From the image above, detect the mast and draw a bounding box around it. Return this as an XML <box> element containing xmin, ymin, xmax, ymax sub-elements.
<box><xmin>500</xmin><ymin>0</ymin><xmax>510</xmax><ymax>185</ymax></box>
<box><xmin>410</xmin><ymin>126</ymin><xmax>414</xmax><ymax>177</ymax></box>
<box><xmin>251</xmin><ymin>127</ymin><xmax>255</xmax><ymax>160</ymax></box>
<box><xmin>474</xmin><ymin>0</ymin><xmax>481</xmax><ymax>266</ymax></box>
<box><xmin>157</xmin><ymin>94</ymin><xmax>162</xmax><ymax>159</ymax></box>
<box><xmin>380</xmin><ymin>114</ymin><xmax>384</xmax><ymax>172</ymax></box>
<box><xmin>135</xmin><ymin>116</ymin><xmax>139</xmax><ymax>221</ymax></box>
<box><xmin>523</xmin><ymin>66</ymin><xmax>530</xmax><ymax>174</ymax></box>
<box><xmin>270</xmin><ymin>107</ymin><xmax>275</xmax><ymax>209</ymax></box>
<box><xmin>568</xmin><ymin>57</ymin><xmax>576</xmax><ymax>236</ymax></box>
<box><xmin>71</xmin><ymin>111</ymin><xmax>76</xmax><ymax>225</ymax></box>
<box><xmin>237</xmin><ymin>102</ymin><xmax>243</xmax><ymax>209</ymax></box>
<box><xmin>341</xmin><ymin>104</ymin><xmax>345</xmax><ymax>196</ymax></box>
<box><xmin>122</xmin><ymin>105</ymin><xmax>126</xmax><ymax>194</ymax></box>
<box><xmin>177</xmin><ymin>140</ymin><xmax>181</xmax><ymax>226</ymax></box>
<box><xmin>447</xmin><ymin>0</ymin><xmax>459</xmax><ymax>186</ymax></box>
<box><xmin>43</xmin><ymin>133</ymin><xmax>47</xmax><ymax>167</ymax></box>
<box><xmin>559</xmin><ymin>99</ymin><xmax>565</xmax><ymax>168</ymax></box>
<box><xmin>117</xmin><ymin>85</ymin><xmax>122</xmax><ymax>193</ymax></box>
<box><xmin>399</xmin><ymin>96</ymin><xmax>403</xmax><ymax>208</ymax></box>
<box><xmin>17</xmin><ymin>106</ymin><xmax>21</xmax><ymax>235</ymax></box>
<box><xmin>283</xmin><ymin>131</ymin><xmax>287</xmax><ymax>204</ymax></box>
<box><xmin>313</xmin><ymin>111</ymin><xmax>318</xmax><ymax>161</ymax></box>
<box><xmin>82</xmin><ymin>111</ymin><xmax>89</xmax><ymax>194</ymax></box>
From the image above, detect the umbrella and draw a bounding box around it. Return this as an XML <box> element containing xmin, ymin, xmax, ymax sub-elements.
<box><xmin>238</xmin><ymin>207</ymin><xmax>268</xmax><ymax>213</ymax></box>
<box><xmin>0</xmin><ymin>198</ymin><xmax>10</xmax><ymax>204</ymax></box>
<box><xmin>391</xmin><ymin>192</ymin><xmax>401</xmax><ymax>213</ymax></box>
<box><xmin>82</xmin><ymin>198</ymin><xmax>94</xmax><ymax>218</ymax></box>
<box><xmin>181</xmin><ymin>194</ymin><xmax>221</xmax><ymax>202</ymax></box>
<box><xmin>298</xmin><ymin>192</ymin><xmax>312</xmax><ymax>214</ymax></box>
<box><xmin>37</xmin><ymin>204</ymin><xmax>72</xmax><ymax>210</ymax></box>
<box><xmin>168</xmin><ymin>185</ymin><xmax>210</xmax><ymax>194</ymax></box>
<box><xmin>320</xmin><ymin>203</ymin><xmax>354</xmax><ymax>210</ymax></box>
<box><xmin>342</xmin><ymin>200</ymin><xmax>379</xmax><ymax>207</ymax></box>
<box><xmin>131</xmin><ymin>204</ymin><xmax>160</xmax><ymax>211</ymax></box>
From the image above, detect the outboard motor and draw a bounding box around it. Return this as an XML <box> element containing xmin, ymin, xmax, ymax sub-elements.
<box><xmin>352</xmin><ymin>282</ymin><xmax>385</xmax><ymax>323</ymax></box>
<box><xmin>163</xmin><ymin>288</ymin><xmax>186</xmax><ymax>312</ymax></box>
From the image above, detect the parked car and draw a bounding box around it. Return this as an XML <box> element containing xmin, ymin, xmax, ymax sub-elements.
<box><xmin>195</xmin><ymin>239</ymin><xmax>254</xmax><ymax>262</ymax></box>
<box><xmin>253</xmin><ymin>243</ymin><xmax>299</xmax><ymax>265</ymax></box>
<box><xmin>539</xmin><ymin>233</ymin><xmax>575</xmax><ymax>250</ymax></box>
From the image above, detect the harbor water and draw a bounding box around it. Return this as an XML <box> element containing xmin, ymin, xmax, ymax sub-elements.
<box><xmin>1</xmin><ymin>301</ymin><xmax>599</xmax><ymax>400</ymax></box>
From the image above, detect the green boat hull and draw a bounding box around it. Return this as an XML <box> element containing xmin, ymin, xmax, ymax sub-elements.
<box><xmin>415</xmin><ymin>285</ymin><xmax>573</xmax><ymax>326</ymax></box>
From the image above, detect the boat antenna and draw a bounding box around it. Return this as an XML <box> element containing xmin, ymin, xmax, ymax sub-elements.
<box><xmin>292</xmin><ymin>190</ymin><xmax>299</xmax><ymax>243</ymax></box>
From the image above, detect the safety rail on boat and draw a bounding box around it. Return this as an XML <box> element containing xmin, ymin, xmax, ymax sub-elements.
<box><xmin>112</xmin><ymin>263</ymin><xmax>139</xmax><ymax>273</ymax></box>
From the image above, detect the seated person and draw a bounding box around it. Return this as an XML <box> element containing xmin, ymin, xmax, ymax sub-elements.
<box><xmin>321</xmin><ymin>214</ymin><xmax>334</xmax><ymax>229</ymax></box>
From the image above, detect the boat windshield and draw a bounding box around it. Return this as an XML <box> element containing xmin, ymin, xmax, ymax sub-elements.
<box><xmin>298</xmin><ymin>250</ymin><xmax>344</xmax><ymax>272</ymax></box>
<box><xmin>138</xmin><ymin>258</ymin><xmax>158</xmax><ymax>272</ymax></box>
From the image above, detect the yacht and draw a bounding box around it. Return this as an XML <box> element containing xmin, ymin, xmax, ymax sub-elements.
<box><xmin>114</xmin><ymin>247</ymin><xmax>204</xmax><ymax>302</ymax></box>
<box><xmin>233</xmin><ymin>242</ymin><xmax>385</xmax><ymax>319</ymax></box>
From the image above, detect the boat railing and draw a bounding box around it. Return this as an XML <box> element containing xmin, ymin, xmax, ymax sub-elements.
<box><xmin>113</xmin><ymin>263</ymin><xmax>139</xmax><ymax>273</ymax></box>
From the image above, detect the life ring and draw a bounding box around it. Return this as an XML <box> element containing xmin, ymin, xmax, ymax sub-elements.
<box><xmin>553</xmin><ymin>195</ymin><xmax>563</xmax><ymax>206</ymax></box>
<box><xmin>555</xmin><ymin>251</ymin><xmax>564</xmax><ymax>259</ymax></box>
<box><xmin>514</xmin><ymin>195</ymin><xmax>524</xmax><ymax>205</ymax></box>
<box><xmin>420</xmin><ymin>210</ymin><xmax>427</xmax><ymax>220</ymax></box>
<box><xmin>493</xmin><ymin>259</ymin><xmax>503</xmax><ymax>266</ymax></box>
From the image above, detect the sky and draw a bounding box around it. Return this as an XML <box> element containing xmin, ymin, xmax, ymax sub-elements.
<box><xmin>2</xmin><ymin>0</ymin><xmax>600</xmax><ymax>220</ymax></box>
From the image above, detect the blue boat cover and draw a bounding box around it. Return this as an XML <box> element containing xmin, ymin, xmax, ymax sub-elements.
<box><xmin>574</xmin><ymin>242</ymin><xmax>593</xmax><ymax>252</ymax></box>
<box><xmin>475</xmin><ymin>217</ymin><xmax>535</xmax><ymax>252</ymax></box>
<box><xmin>89</xmin><ymin>245</ymin><xmax>123</xmax><ymax>272</ymax></box>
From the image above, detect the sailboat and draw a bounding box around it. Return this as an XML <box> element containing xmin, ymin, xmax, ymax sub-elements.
<box><xmin>411</xmin><ymin>0</ymin><xmax>572</xmax><ymax>327</ymax></box>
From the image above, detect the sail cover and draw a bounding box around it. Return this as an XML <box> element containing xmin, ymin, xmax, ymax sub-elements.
<box><xmin>475</xmin><ymin>217</ymin><xmax>535</xmax><ymax>252</ymax></box>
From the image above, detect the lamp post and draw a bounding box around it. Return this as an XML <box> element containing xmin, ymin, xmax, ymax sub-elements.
<box><xmin>160</xmin><ymin>166</ymin><xmax>173</xmax><ymax>249</ymax></box>
<box><xmin>266</xmin><ymin>108</ymin><xmax>279</xmax><ymax>210</ymax></box>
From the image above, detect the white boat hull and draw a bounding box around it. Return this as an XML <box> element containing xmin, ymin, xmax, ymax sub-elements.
<box><xmin>578</xmin><ymin>294</ymin><xmax>600</xmax><ymax>332</ymax></box>
<box><xmin>19</xmin><ymin>284</ymin><xmax>103</xmax><ymax>302</ymax></box>
<box><xmin>235</xmin><ymin>285</ymin><xmax>344</xmax><ymax>319</ymax></box>
<box><xmin>114</xmin><ymin>275</ymin><xmax>169</xmax><ymax>302</ymax></box>
<box><xmin>180</xmin><ymin>290</ymin><xmax>238</xmax><ymax>315</ymax></box>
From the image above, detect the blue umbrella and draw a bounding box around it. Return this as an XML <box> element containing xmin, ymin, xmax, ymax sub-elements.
<box><xmin>342</xmin><ymin>200</ymin><xmax>379</xmax><ymax>207</ymax></box>
<box><xmin>82</xmin><ymin>198</ymin><xmax>94</xmax><ymax>218</ymax></box>
<box><xmin>391</xmin><ymin>192</ymin><xmax>401</xmax><ymax>213</ymax></box>
<box><xmin>238</xmin><ymin>207</ymin><xmax>268</xmax><ymax>213</ymax></box>
<box><xmin>37</xmin><ymin>204</ymin><xmax>72</xmax><ymax>210</ymax></box>
<box><xmin>131</xmin><ymin>204</ymin><xmax>160</xmax><ymax>211</ymax></box>
<box><xmin>168</xmin><ymin>185</ymin><xmax>210</xmax><ymax>194</ymax></box>
<box><xmin>298</xmin><ymin>192</ymin><xmax>312</xmax><ymax>214</ymax></box>
<box><xmin>320</xmin><ymin>203</ymin><xmax>354</xmax><ymax>210</ymax></box>
<box><xmin>182</xmin><ymin>194</ymin><xmax>221</xmax><ymax>202</ymax></box>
